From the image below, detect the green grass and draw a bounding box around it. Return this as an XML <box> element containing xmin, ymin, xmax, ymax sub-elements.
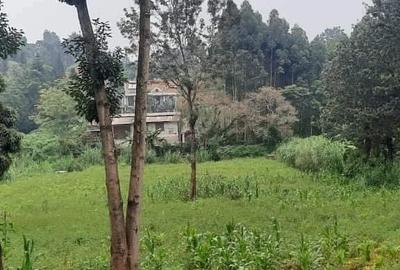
<box><xmin>1</xmin><ymin>158</ymin><xmax>400</xmax><ymax>269</ymax></box>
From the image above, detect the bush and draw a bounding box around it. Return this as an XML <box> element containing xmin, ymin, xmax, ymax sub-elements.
<box><xmin>52</xmin><ymin>156</ymin><xmax>85</xmax><ymax>172</ymax></box>
<box><xmin>276</xmin><ymin>136</ymin><xmax>400</xmax><ymax>187</ymax></box>
<box><xmin>196</xmin><ymin>149</ymin><xmax>214</xmax><ymax>163</ymax></box>
<box><xmin>78</xmin><ymin>146</ymin><xmax>103</xmax><ymax>167</ymax></box>
<box><xmin>276</xmin><ymin>136</ymin><xmax>347</xmax><ymax>173</ymax></box>
<box><xmin>8</xmin><ymin>146</ymin><xmax>104</xmax><ymax>178</ymax></box>
<box><xmin>354</xmin><ymin>161</ymin><xmax>400</xmax><ymax>187</ymax></box>
<box><xmin>21</xmin><ymin>132</ymin><xmax>60</xmax><ymax>161</ymax></box>
<box><xmin>217</xmin><ymin>144</ymin><xmax>272</xmax><ymax>160</ymax></box>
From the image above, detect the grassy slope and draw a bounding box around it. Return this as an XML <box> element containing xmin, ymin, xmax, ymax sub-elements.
<box><xmin>1</xmin><ymin>158</ymin><xmax>400</xmax><ymax>269</ymax></box>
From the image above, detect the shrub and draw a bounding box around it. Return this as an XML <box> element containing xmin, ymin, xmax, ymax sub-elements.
<box><xmin>21</xmin><ymin>132</ymin><xmax>60</xmax><ymax>161</ymax></box>
<box><xmin>78</xmin><ymin>146</ymin><xmax>102</xmax><ymax>167</ymax></box>
<box><xmin>354</xmin><ymin>161</ymin><xmax>400</xmax><ymax>187</ymax></box>
<box><xmin>217</xmin><ymin>144</ymin><xmax>272</xmax><ymax>160</ymax></box>
<box><xmin>145</xmin><ymin>149</ymin><xmax>158</xmax><ymax>164</ymax></box>
<box><xmin>196</xmin><ymin>149</ymin><xmax>214</xmax><ymax>163</ymax></box>
<box><xmin>52</xmin><ymin>156</ymin><xmax>85</xmax><ymax>172</ymax></box>
<box><xmin>276</xmin><ymin>136</ymin><xmax>347</xmax><ymax>173</ymax></box>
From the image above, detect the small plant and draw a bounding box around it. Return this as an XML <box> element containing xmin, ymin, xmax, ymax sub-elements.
<box><xmin>184</xmin><ymin>226</ymin><xmax>213</xmax><ymax>269</ymax></box>
<box><xmin>357</xmin><ymin>240</ymin><xmax>376</xmax><ymax>263</ymax></box>
<box><xmin>0</xmin><ymin>212</ymin><xmax>14</xmax><ymax>263</ymax></box>
<box><xmin>142</xmin><ymin>229</ymin><xmax>166</xmax><ymax>270</ymax></box>
<box><xmin>17</xmin><ymin>236</ymin><xmax>34</xmax><ymax>270</ymax></box>
<box><xmin>293</xmin><ymin>234</ymin><xmax>322</xmax><ymax>270</ymax></box>
<box><xmin>320</xmin><ymin>217</ymin><xmax>349</xmax><ymax>266</ymax></box>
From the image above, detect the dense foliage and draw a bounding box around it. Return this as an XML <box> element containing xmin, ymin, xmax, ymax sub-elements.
<box><xmin>0</xmin><ymin>0</ymin><xmax>24</xmax><ymax>179</ymax></box>
<box><xmin>322</xmin><ymin>0</ymin><xmax>400</xmax><ymax>160</ymax></box>
<box><xmin>0</xmin><ymin>31</ymin><xmax>74</xmax><ymax>133</ymax></box>
<box><xmin>33</xmin><ymin>80</ymin><xmax>85</xmax><ymax>138</ymax></box>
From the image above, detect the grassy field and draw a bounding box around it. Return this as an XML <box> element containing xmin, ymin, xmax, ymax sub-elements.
<box><xmin>1</xmin><ymin>158</ymin><xmax>400</xmax><ymax>269</ymax></box>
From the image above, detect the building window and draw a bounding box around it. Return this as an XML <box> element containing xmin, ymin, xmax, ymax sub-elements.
<box><xmin>155</xmin><ymin>122</ymin><xmax>165</xmax><ymax>132</ymax></box>
<box><xmin>125</xmin><ymin>96</ymin><xmax>135</xmax><ymax>113</ymax></box>
<box><xmin>127</xmin><ymin>96</ymin><xmax>135</xmax><ymax>106</ymax></box>
<box><xmin>147</xmin><ymin>95</ymin><xmax>176</xmax><ymax>113</ymax></box>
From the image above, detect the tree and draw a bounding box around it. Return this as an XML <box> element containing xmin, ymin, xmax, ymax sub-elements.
<box><xmin>211</xmin><ymin>0</ymin><xmax>267</xmax><ymax>100</ymax></box>
<box><xmin>59</xmin><ymin>1</ymin><xmax>128</xmax><ymax>269</ymax></box>
<box><xmin>37</xmin><ymin>30</ymin><xmax>74</xmax><ymax>78</ymax></box>
<box><xmin>3</xmin><ymin>57</ymin><xmax>55</xmax><ymax>133</ymax></box>
<box><xmin>120</xmin><ymin>0</ymin><xmax>225</xmax><ymax>200</ymax></box>
<box><xmin>283</xmin><ymin>84</ymin><xmax>321</xmax><ymax>137</ymax></box>
<box><xmin>322</xmin><ymin>0</ymin><xmax>400</xmax><ymax>160</ymax></box>
<box><xmin>243</xmin><ymin>87</ymin><xmax>298</xmax><ymax>144</ymax></box>
<box><xmin>0</xmin><ymin>0</ymin><xmax>24</xmax><ymax>180</ymax></box>
<box><xmin>61</xmin><ymin>0</ymin><xmax>152</xmax><ymax>268</ymax></box>
<box><xmin>196</xmin><ymin>90</ymin><xmax>237</xmax><ymax>147</ymax></box>
<box><xmin>126</xmin><ymin>0</ymin><xmax>151</xmax><ymax>269</ymax></box>
<box><xmin>33</xmin><ymin>80</ymin><xmax>85</xmax><ymax>139</ymax></box>
<box><xmin>308</xmin><ymin>27</ymin><xmax>348</xmax><ymax>81</ymax></box>
<box><xmin>288</xmin><ymin>25</ymin><xmax>310</xmax><ymax>85</ymax></box>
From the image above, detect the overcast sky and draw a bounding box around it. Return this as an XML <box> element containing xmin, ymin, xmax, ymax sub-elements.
<box><xmin>4</xmin><ymin>0</ymin><xmax>372</xmax><ymax>48</ymax></box>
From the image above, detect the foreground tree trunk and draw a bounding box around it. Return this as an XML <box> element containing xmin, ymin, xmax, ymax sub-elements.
<box><xmin>0</xmin><ymin>242</ymin><xmax>4</xmax><ymax>270</ymax></box>
<box><xmin>95</xmin><ymin>88</ymin><xmax>128</xmax><ymax>270</ymax></box>
<box><xmin>70</xmin><ymin>1</ymin><xmax>128</xmax><ymax>269</ymax></box>
<box><xmin>126</xmin><ymin>0</ymin><xmax>151</xmax><ymax>269</ymax></box>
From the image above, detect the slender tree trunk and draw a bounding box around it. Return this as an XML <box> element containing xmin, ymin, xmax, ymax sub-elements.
<box><xmin>364</xmin><ymin>136</ymin><xmax>372</xmax><ymax>161</ymax></box>
<box><xmin>188</xmin><ymin>97</ymin><xmax>198</xmax><ymax>200</ymax></box>
<box><xmin>291</xmin><ymin>69</ymin><xmax>294</xmax><ymax>85</ymax></box>
<box><xmin>126</xmin><ymin>0</ymin><xmax>151</xmax><ymax>269</ymax></box>
<box><xmin>72</xmin><ymin>2</ymin><xmax>128</xmax><ymax>269</ymax></box>
<box><xmin>190</xmin><ymin>119</ymin><xmax>197</xmax><ymax>200</ymax></box>
<box><xmin>270</xmin><ymin>49</ymin><xmax>273</xmax><ymax>87</ymax></box>
<box><xmin>0</xmin><ymin>242</ymin><xmax>4</xmax><ymax>270</ymax></box>
<box><xmin>386</xmin><ymin>136</ymin><xmax>395</xmax><ymax>161</ymax></box>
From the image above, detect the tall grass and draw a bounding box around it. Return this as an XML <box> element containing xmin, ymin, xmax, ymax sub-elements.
<box><xmin>276</xmin><ymin>136</ymin><xmax>347</xmax><ymax>174</ymax></box>
<box><xmin>6</xmin><ymin>146</ymin><xmax>103</xmax><ymax>179</ymax></box>
<box><xmin>146</xmin><ymin>174</ymin><xmax>262</xmax><ymax>202</ymax></box>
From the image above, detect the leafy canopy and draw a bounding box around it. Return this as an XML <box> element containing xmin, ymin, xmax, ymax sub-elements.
<box><xmin>63</xmin><ymin>20</ymin><xmax>125</xmax><ymax>122</ymax></box>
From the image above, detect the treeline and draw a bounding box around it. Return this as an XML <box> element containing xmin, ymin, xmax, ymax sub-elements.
<box><xmin>171</xmin><ymin>0</ymin><xmax>349</xmax><ymax>145</ymax></box>
<box><xmin>188</xmin><ymin>0</ymin><xmax>400</xmax><ymax>159</ymax></box>
<box><xmin>209</xmin><ymin>1</ymin><xmax>346</xmax><ymax>98</ymax></box>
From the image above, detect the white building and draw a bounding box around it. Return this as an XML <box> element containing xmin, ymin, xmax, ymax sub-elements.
<box><xmin>111</xmin><ymin>80</ymin><xmax>181</xmax><ymax>144</ymax></box>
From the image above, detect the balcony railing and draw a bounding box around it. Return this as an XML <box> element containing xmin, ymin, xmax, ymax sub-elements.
<box><xmin>119</xmin><ymin>95</ymin><xmax>177</xmax><ymax>114</ymax></box>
